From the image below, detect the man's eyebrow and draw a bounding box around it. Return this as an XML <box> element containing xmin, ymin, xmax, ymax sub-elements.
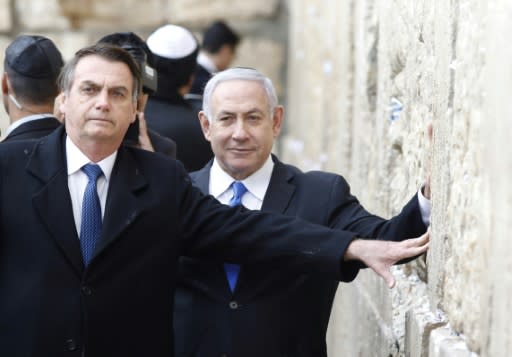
<box><xmin>79</xmin><ymin>80</ymin><xmax>129</xmax><ymax>92</ymax></box>
<box><xmin>79</xmin><ymin>80</ymin><xmax>99</xmax><ymax>87</ymax></box>
<box><xmin>217</xmin><ymin>108</ymin><xmax>264</xmax><ymax>115</ymax></box>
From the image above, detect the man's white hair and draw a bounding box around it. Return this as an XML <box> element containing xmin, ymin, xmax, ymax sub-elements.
<box><xmin>202</xmin><ymin>67</ymin><xmax>278</xmax><ymax>121</ymax></box>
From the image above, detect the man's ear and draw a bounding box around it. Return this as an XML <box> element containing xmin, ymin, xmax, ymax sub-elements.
<box><xmin>198</xmin><ymin>111</ymin><xmax>212</xmax><ymax>141</ymax></box>
<box><xmin>272</xmin><ymin>105</ymin><xmax>284</xmax><ymax>137</ymax></box>
<box><xmin>2</xmin><ymin>73</ymin><xmax>10</xmax><ymax>95</ymax></box>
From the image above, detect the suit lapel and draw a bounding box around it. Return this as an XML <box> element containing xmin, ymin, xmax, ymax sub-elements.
<box><xmin>93</xmin><ymin>147</ymin><xmax>147</xmax><ymax>260</ymax></box>
<box><xmin>28</xmin><ymin>127</ymin><xmax>85</xmax><ymax>275</ymax></box>
<box><xmin>190</xmin><ymin>161</ymin><xmax>211</xmax><ymax>193</ymax></box>
<box><xmin>261</xmin><ymin>157</ymin><xmax>295</xmax><ymax>214</ymax></box>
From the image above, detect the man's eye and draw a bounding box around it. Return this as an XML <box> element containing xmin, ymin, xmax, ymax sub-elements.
<box><xmin>111</xmin><ymin>90</ymin><xmax>125</xmax><ymax>98</ymax></box>
<box><xmin>81</xmin><ymin>86</ymin><xmax>97</xmax><ymax>95</ymax></box>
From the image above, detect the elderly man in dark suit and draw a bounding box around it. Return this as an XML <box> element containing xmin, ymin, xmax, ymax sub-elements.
<box><xmin>0</xmin><ymin>44</ymin><xmax>428</xmax><ymax>357</ymax></box>
<box><xmin>174</xmin><ymin>67</ymin><xmax>431</xmax><ymax>357</ymax></box>
<box><xmin>1</xmin><ymin>35</ymin><xmax>63</xmax><ymax>141</ymax></box>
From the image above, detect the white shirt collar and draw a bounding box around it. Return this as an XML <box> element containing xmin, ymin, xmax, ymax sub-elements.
<box><xmin>197</xmin><ymin>52</ymin><xmax>218</xmax><ymax>74</ymax></box>
<box><xmin>210</xmin><ymin>155</ymin><xmax>274</xmax><ymax>201</ymax></box>
<box><xmin>66</xmin><ymin>136</ymin><xmax>117</xmax><ymax>182</ymax></box>
<box><xmin>4</xmin><ymin>113</ymin><xmax>55</xmax><ymax>137</ymax></box>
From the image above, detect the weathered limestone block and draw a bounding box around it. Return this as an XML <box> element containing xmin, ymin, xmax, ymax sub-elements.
<box><xmin>429</xmin><ymin>327</ymin><xmax>478</xmax><ymax>357</ymax></box>
<box><xmin>17</xmin><ymin>0</ymin><xmax>166</xmax><ymax>30</ymax></box>
<box><xmin>439</xmin><ymin>0</ymin><xmax>486</xmax><ymax>352</ymax></box>
<box><xmin>58</xmin><ymin>0</ymin><xmax>167</xmax><ymax>29</ymax></box>
<box><xmin>16</xmin><ymin>0</ymin><xmax>70</xmax><ymax>30</ymax></box>
<box><xmin>168</xmin><ymin>0</ymin><xmax>280</xmax><ymax>24</ymax></box>
<box><xmin>480</xmin><ymin>1</ymin><xmax>512</xmax><ymax>356</ymax></box>
<box><xmin>327</xmin><ymin>279</ymin><xmax>398</xmax><ymax>357</ymax></box>
<box><xmin>405</xmin><ymin>303</ymin><xmax>446</xmax><ymax>356</ymax></box>
<box><xmin>232</xmin><ymin>37</ymin><xmax>284</xmax><ymax>95</ymax></box>
<box><xmin>0</xmin><ymin>0</ymin><xmax>12</xmax><ymax>32</ymax></box>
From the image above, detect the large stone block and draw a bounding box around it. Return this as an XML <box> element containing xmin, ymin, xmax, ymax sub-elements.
<box><xmin>16</xmin><ymin>0</ymin><xmax>167</xmax><ymax>30</ymax></box>
<box><xmin>168</xmin><ymin>0</ymin><xmax>280</xmax><ymax>24</ymax></box>
<box><xmin>327</xmin><ymin>280</ymin><xmax>398</xmax><ymax>357</ymax></box>
<box><xmin>232</xmin><ymin>37</ymin><xmax>284</xmax><ymax>95</ymax></box>
<box><xmin>0</xmin><ymin>0</ymin><xmax>12</xmax><ymax>32</ymax></box>
<box><xmin>429</xmin><ymin>327</ymin><xmax>479</xmax><ymax>357</ymax></box>
<box><xmin>15</xmin><ymin>0</ymin><xmax>69</xmax><ymax>30</ymax></box>
<box><xmin>405</xmin><ymin>304</ymin><xmax>446</xmax><ymax>356</ymax></box>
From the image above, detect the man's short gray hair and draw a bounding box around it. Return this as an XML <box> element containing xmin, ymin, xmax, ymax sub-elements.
<box><xmin>202</xmin><ymin>67</ymin><xmax>278</xmax><ymax>121</ymax></box>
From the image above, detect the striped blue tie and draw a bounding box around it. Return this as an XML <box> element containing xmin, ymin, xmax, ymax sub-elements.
<box><xmin>224</xmin><ymin>181</ymin><xmax>247</xmax><ymax>292</ymax></box>
<box><xmin>80</xmin><ymin>164</ymin><xmax>103</xmax><ymax>266</ymax></box>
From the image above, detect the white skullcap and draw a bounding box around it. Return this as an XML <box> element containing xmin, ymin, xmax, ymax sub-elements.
<box><xmin>147</xmin><ymin>24</ymin><xmax>198</xmax><ymax>59</ymax></box>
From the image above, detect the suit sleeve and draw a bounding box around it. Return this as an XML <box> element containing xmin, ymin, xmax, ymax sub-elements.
<box><xmin>324</xmin><ymin>173</ymin><xmax>428</xmax><ymax>279</ymax></box>
<box><xmin>175</xmin><ymin>165</ymin><xmax>359</xmax><ymax>282</ymax></box>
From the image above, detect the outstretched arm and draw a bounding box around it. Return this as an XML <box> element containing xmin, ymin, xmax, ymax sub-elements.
<box><xmin>344</xmin><ymin>231</ymin><xmax>429</xmax><ymax>288</ymax></box>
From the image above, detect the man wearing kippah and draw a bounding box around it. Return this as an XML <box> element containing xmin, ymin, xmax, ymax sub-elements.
<box><xmin>145</xmin><ymin>24</ymin><xmax>213</xmax><ymax>172</ymax></box>
<box><xmin>1</xmin><ymin>35</ymin><xmax>63</xmax><ymax>142</ymax></box>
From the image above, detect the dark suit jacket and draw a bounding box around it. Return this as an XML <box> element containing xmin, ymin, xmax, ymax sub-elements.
<box><xmin>145</xmin><ymin>95</ymin><xmax>213</xmax><ymax>172</ymax></box>
<box><xmin>174</xmin><ymin>157</ymin><xmax>427</xmax><ymax>357</ymax></box>
<box><xmin>190</xmin><ymin>64</ymin><xmax>212</xmax><ymax>96</ymax></box>
<box><xmin>0</xmin><ymin>128</ymin><xmax>359</xmax><ymax>357</ymax></box>
<box><xmin>2</xmin><ymin>116</ymin><xmax>61</xmax><ymax>142</ymax></box>
<box><xmin>145</xmin><ymin>128</ymin><xmax>177</xmax><ymax>158</ymax></box>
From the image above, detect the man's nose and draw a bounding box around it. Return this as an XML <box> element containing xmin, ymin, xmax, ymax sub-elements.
<box><xmin>232</xmin><ymin>119</ymin><xmax>248</xmax><ymax>139</ymax></box>
<box><xmin>95</xmin><ymin>89</ymin><xmax>110</xmax><ymax>110</ymax></box>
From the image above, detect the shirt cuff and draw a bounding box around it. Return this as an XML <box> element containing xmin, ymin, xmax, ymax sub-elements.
<box><xmin>417</xmin><ymin>186</ymin><xmax>431</xmax><ymax>226</ymax></box>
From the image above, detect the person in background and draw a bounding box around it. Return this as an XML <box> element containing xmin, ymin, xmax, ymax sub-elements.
<box><xmin>189</xmin><ymin>20</ymin><xmax>240</xmax><ymax>97</ymax></box>
<box><xmin>174</xmin><ymin>67</ymin><xmax>431</xmax><ymax>357</ymax></box>
<box><xmin>96</xmin><ymin>31</ymin><xmax>177</xmax><ymax>158</ymax></box>
<box><xmin>145</xmin><ymin>24</ymin><xmax>213</xmax><ymax>171</ymax></box>
<box><xmin>0</xmin><ymin>43</ymin><xmax>429</xmax><ymax>357</ymax></box>
<box><xmin>1</xmin><ymin>35</ymin><xmax>63</xmax><ymax>142</ymax></box>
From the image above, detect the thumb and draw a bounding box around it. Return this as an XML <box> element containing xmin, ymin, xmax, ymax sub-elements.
<box><xmin>381</xmin><ymin>270</ymin><xmax>396</xmax><ymax>289</ymax></box>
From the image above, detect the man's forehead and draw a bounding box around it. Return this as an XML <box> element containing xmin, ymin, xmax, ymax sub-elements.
<box><xmin>212</xmin><ymin>81</ymin><xmax>268</xmax><ymax>109</ymax></box>
<box><xmin>74</xmin><ymin>56</ymin><xmax>134</xmax><ymax>86</ymax></box>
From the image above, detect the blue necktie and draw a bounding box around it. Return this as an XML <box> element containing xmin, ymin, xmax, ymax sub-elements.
<box><xmin>80</xmin><ymin>164</ymin><xmax>103</xmax><ymax>266</ymax></box>
<box><xmin>224</xmin><ymin>181</ymin><xmax>248</xmax><ymax>292</ymax></box>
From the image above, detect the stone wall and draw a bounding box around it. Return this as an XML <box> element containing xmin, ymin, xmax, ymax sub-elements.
<box><xmin>0</xmin><ymin>0</ymin><xmax>287</xmax><ymax>137</ymax></box>
<box><xmin>286</xmin><ymin>0</ymin><xmax>510</xmax><ymax>356</ymax></box>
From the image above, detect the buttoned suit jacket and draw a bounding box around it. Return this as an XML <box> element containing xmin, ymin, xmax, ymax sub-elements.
<box><xmin>0</xmin><ymin>128</ymin><xmax>359</xmax><ymax>357</ymax></box>
<box><xmin>2</xmin><ymin>116</ymin><xmax>61</xmax><ymax>142</ymax></box>
<box><xmin>174</xmin><ymin>156</ymin><xmax>427</xmax><ymax>357</ymax></box>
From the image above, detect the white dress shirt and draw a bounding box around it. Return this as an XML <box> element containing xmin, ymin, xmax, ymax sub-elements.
<box><xmin>197</xmin><ymin>52</ymin><xmax>218</xmax><ymax>74</ymax></box>
<box><xmin>66</xmin><ymin>136</ymin><xmax>117</xmax><ymax>237</ymax></box>
<box><xmin>209</xmin><ymin>155</ymin><xmax>274</xmax><ymax>210</ymax></box>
